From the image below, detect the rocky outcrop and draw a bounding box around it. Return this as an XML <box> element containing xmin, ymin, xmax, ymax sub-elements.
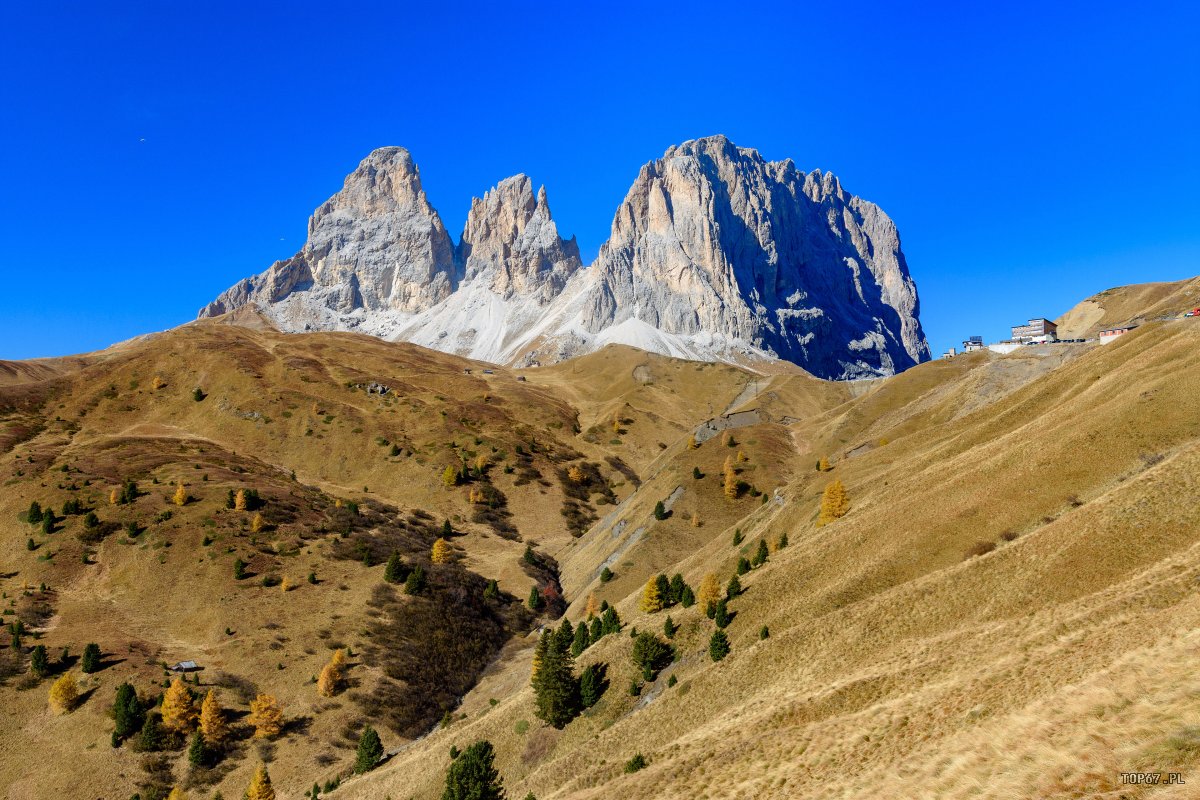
<box><xmin>201</xmin><ymin>137</ymin><xmax>931</xmax><ymax>379</ymax></box>
<box><xmin>458</xmin><ymin>175</ymin><xmax>582</xmax><ymax>303</ymax></box>
<box><xmin>201</xmin><ymin>147</ymin><xmax>457</xmax><ymax>329</ymax></box>
<box><xmin>562</xmin><ymin>136</ymin><xmax>928</xmax><ymax>378</ymax></box>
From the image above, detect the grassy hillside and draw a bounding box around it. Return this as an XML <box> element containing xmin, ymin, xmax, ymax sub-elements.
<box><xmin>348</xmin><ymin>318</ymin><xmax>1200</xmax><ymax>800</ymax></box>
<box><xmin>4</xmin><ymin>308</ymin><xmax>1200</xmax><ymax>799</ymax></box>
<box><xmin>0</xmin><ymin>321</ymin><xmax>759</xmax><ymax>799</ymax></box>
<box><xmin>1056</xmin><ymin>276</ymin><xmax>1200</xmax><ymax>338</ymax></box>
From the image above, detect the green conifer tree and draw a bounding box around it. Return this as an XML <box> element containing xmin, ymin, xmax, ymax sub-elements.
<box><xmin>354</xmin><ymin>725</ymin><xmax>384</xmax><ymax>773</ymax></box>
<box><xmin>571</xmin><ymin>623</ymin><xmax>589</xmax><ymax>657</ymax></box>
<box><xmin>736</xmin><ymin>557</ymin><xmax>750</xmax><ymax>575</ymax></box>
<box><xmin>531</xmin><ymin>630</ymin><xmax>578</xmax><ymax>728</ymax></box>
<box><xmin>589</xmin><ymin>617</ymin><xmax>603</xmax><ymax>645</ymax></box>
<box><xmin>442</xmin><ymin>740</ymin><xmax>505</xmax><ymax>800</ymax></box>
<box><xmin>404</xmin><ymin>565</ymin><xmax>426</xmax><ymax>595</ymax></box>
<box><xmin>81</xmin><ymin>642</ymin><xmax>101</xmax><ymax>674</ymax></box>
<box><xmin>714</xmin><ymin>599</ymin><xmax>731</xmax><ymax>629</ymax></box>
<box><xmin>30</xmin><ymin>644</ymin><xmax>48</xmax><ymax>677</ymax></box>
<box><xmin>709</xmin><ymin>629</ymin><xmax>731</xmax><ymax>662</ymax></box>
<box><xmin>139</xmin><ymin>713</ymin><xmax>164</xmax><ymax>751</ymax></box>
<box><xmin>579</xmin><ymin>663</ymin><xmax>605</xmax><ymax>709</ymax></box>
<box><xmin>556</xmin><ymin>619</ymin><xmax>574</xmax><ymax>652</ymax></box>
<box><xmin>188</xmin><ymin>730</ymin><xmax>208</xmax><ymax>766</ymax></box>
<box><xmin>601</xmin><ymin>607</ymin><xmax>621</xmax><ymax>636</ymax></box>
<box><xmin>680</xmin><ymin>585</ymin><xmax>696</xmax><ymax>608</ymax></box>
<box><xmin>113</xmin><ymin>682</ymin><xmax>144</xmax><ymax>739</ymax></box>
<box><xmin>726</xmin><ymin>574</ymin><xmax>742</xmax><ymax>599</ymax></box>
<box><xmin>753</xmin><ymin>539</ymin><xmax>769</xmax><ymax>567</ymax></box>
<box><xmin>668</xmin><ymin>574</ymin><xmax>685</xmax><ymax>605</ymax></box>
<box><xmin>383</xmin><ymin>552</ymin><xmax>405</xmax><ymax>584</ymax></box>
<box><xmin>654</xmin><ymin>574</ymin><xmax>671</xmax><ymax>606</ymax></box>
<box><xmin>630</xmin><ymin>632</ymin><xmax>672</xmax><ymax>681</ymax></box>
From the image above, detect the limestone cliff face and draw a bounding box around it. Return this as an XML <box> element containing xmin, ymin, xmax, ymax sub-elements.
<box><xmin>201</xmin><ymin>147</ymin><xmax>457</xmax><ymax>328</ymax></box>
<box><xmin>201</xmin><ymin>137</ymin><xmax>931</xmax><ymax>379</ymax></box>
<box><xmin>458</xmin><ymin>176</ymin><xmax>582</xmax><ymax>303</ymax></box>
<box><xmin>572</xmin><ymin>136</ymin><xmax>928</xmax><ymax>378</ymax></box>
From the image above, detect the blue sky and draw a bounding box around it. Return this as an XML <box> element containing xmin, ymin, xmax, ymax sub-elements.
<box><xmin>1</xmin><ymin>1</ymin><xmax>1196</xmax><ymax>361</ymax></box>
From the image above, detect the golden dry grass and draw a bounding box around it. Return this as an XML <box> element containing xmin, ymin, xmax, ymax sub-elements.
<box><xmin>3</xmin><ymin>310</ymin><xmax>1200</xmax><ymax>799</ymax></box>
<box><xmin>1056</xmin><ymin>276</ymin><xmax>1200</xmax><ymax>338</ymax></box>
<box><xmin>346</xmin><ymin>319</ymin><xmax>1200</xmax><ymax>800</ymax></box>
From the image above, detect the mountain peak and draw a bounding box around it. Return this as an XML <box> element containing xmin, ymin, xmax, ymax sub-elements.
<box><xmin>460</xmin><ymin>176</ymin><xmax>581</xmax><ymax>299</ymax></box>
<box><xmin>201</xmin><ymin>140</ymin><xmax>929</xmax><ymax>378</ymax></box>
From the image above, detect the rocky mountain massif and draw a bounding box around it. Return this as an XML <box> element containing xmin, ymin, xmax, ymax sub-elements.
<box><xmin>201</xmin><ymin>137</ymin><xmax>931</xmax><ymax>379</ymax></box>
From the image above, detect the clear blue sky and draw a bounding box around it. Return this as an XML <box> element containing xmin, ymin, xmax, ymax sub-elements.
<box><xmin>1</xmin><ymin>1</ymin><xmax>1196</xmax><ymax>361</ymax></box>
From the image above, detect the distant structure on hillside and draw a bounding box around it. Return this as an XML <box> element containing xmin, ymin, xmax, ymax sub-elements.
<box><xmin>168</xmin><ymin>660</ymin><xmax>202</xmax><ymax>673</ymax></box>
<box><xmin>1011</xmin><ymin>318</ymin><xmax>1058</xmax><ymax>343</ymax></box>
<box><xmin>962</xmin><ymin>336</ymin><xmax>986</xmax><ymax>352</ymax></box>
<box><xmin>1099</xmin><ymin>325</ymin><xmax>1136</xmax><ymax>344</ymax></box>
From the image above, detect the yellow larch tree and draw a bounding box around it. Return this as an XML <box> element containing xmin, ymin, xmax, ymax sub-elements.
<box><xmin>567</xmin><ymin>464</ymin><xmax>584</xmax><ymax>483</ymax></box>
<box><xmin>818</xmin><ymin>479</ymin><xmax>850</xmax><ymax>526</ymax></box>
<box><xmin>640</xmin><ymin>577</ymin><xmax>663</xmax><ymax>613</ymax></box>
<box><xmin>172</xmin><ymin>482</ymin><xmax>188</xmax><ymax>507</ymax></box>
<box><xmin>249</xmin><ymin>693</ymin><xmax>284</xmax><ymax>739</ymax></box>
<box><xmin>318</xmin><ymin>661</ymin><xmax>341</xmax><ymax>697</ymax></box>
<box><xmin>234</xmin><ymin>488</ymin><xmax>248</xmax><ymax>511</ymax></box>
<box><xmin>245</xmin><ymin>763</ymin><xmax>276</xmax><ymax>800</ymax></box>
<box><xmin>161</xmin><ymin>677</ymin><xmax>199</xmax><ymax>734</ymax></box>
<box><xmin>698</xmin><ymin>573</ymin><xmax>721</xmax><ymax>610</ymax></box>
<box><xmin>431</xmin><ymin>537</ymin><xmax>452</xmax><ymax>564</ymax></box>
<box><xmin>48</xmin><ymin>672</ymin><xmax>78</xmax><ymax>714</ymax></box>
<box><xmin>199</xmin><ymin>689</ymin><xmax>227</xmax><ymax>747</ymax></box>
<box><xmin>330</xmin><ymin>648</ymin><xmax>347</xmax><ymax>668</ymax></box>
<box><xmin>723</xmin><ymin>457</ymin><xmax>739</xmax><ymax>499</ymax></box>
<box><xmin>737</xmin><ymin>449</ymin><xmax>749</xmax><ymax>463</ymax></box>
<box><xmin>152</xmin><ymin>375</ymin><xmax>165</xmax><ymax>390</ymax></box>
<box><xmin>584</xmin><ymin>592</ymin><xmax>600</xmax><ymax>619</ymax></box>
<box><xmin>817</xmin><ymin>456</ymin><xmax>831</xmax><ymax>472</ymax></box>
<box><xmin>473</xmin><ymin>453</ymin><xmax>489</xmax><ymax>474</ymax></box>
<box><xmin>687</xmin><ymin>434</ymin><xmax>698</xmax><ymax>450</ymax></box>
<box><xmin>250</xmin><ymin>512</ymin><xmax>265</xmax><ymax>534</ymax></box>
<box><xmin>109</xmin><ymin>488</ymin><xmax>119</xmax><ymax>505</ymax></box>
<box><xmin>442</xmin><ymin>465</ymin><xmax>460</xmax><ymax>488</ymax></box>
<box><xmin>166</xmin><ymin>788</ymin><xmax>188</xmax><ymax>800</ymax></box>
<box><xmin>691</xmin><ymin>512</ymin><xmax>701</xmax><ymax>528</ymax></box>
